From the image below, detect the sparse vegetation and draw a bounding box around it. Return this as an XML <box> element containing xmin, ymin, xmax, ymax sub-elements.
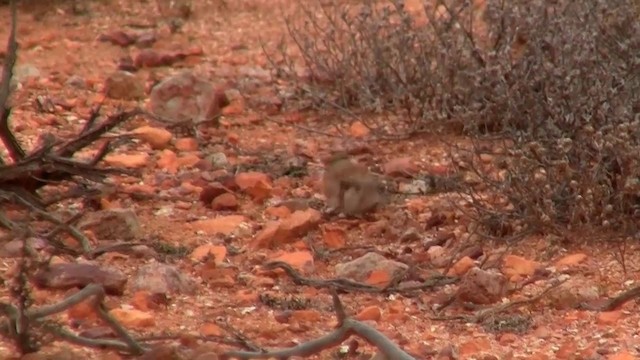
<box><xmin>272</xmin><ymin>0</ymin><xmax>640</xmax><ymax>241</ymax></box>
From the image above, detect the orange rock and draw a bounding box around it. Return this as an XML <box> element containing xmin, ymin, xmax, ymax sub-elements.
<box><xmin>272</xmin><ymin>250</ymin><xmax>314</xmax><ymax>274</ymax></box>
<box><xmin>322</xmin><ymin>226</ymin><xmax>346</xmax><ymax>249</ymax></box>
<box><xmin>190</xmin><ymin>244</ymin><xmax>227</xmax><ymax>264</ymax></box>
<box><xmin>175</xmin><ymin>137</ymin><xmax>199</xmax><ymax>151</ymax></box>
<box><xmin>366</xmin><ymin>270</ymin><xmax>391</xmax><ymax>288</ymax></box>
<box><xmin>211</xmin><ymin>193</ymin><xmax>238</xmax><ymax>211</ymax></box>
<box><xmin>292</xmin><ymin>240</ymin><xmax>309</xmax><ymax>251</ymax></box>
<box><xmin>180</xmin><ymin>181</ymin><xmax>201</xmax><ymax>194</ymax></box>
<box><xmin>596</xmin><ymin>310</ymin><xmax>622</xmax><ymax>325</ymax></box>
<box><xmin>555</xmin><ymin>253</ymin><xmax>587</xmax><ymax>267</ymax></box>
<box><xmin>104</xmin><ymin>153</ymin><xmax>149</xmax><ymax>168</ymax></box>
<box><xmin>349</xmin><ymin>121</ymin><xmax>370</xmax><ymax>137</ymax></box>
<box><xmin>429</xmin><ymin>164</ymin><xmax>452</xmax><ymax>176</ymax></box>
<box><xmin>191</xmin><ymin>215</ymin><xmax>247</xmax><ymax>235</ymax></box>
<box><xmin>502</xmin><ymin>255</ymin><xmax>540</xmax><ymax>278</ymax></box>
<box><xmin>177</xmin><ymin>154</ymin><xmax>202</xmax><ymax>169</ymax></box>
<box><xmin>199</xmin><ymin>322</ymin><xmax>224</xmax><ymax>337</ymax></box>
<box><xmin>123</xmin><ymin>184</ymin><xmax>155</xmax><ymax>195</ymax></box>
<box><xmin>498</xmin><ymin>333</ymin><xmax>518</xmax><ymax>344</ymax></box>
<box><xmin>252</xmin><ymin>222</ymin><xmax>280</xmax><ymax>248</ymax></box>
<box><xmin>156</xmin><ymin>149</ymin><xmax>179</xmax><ymax>173</ymax></box>
<box><xmin>201</xmin><ymin>268</ymin><xmax>235</xmax><ymax>288</ymax></box>
<box><xmin>277</xmin><ymin>209</ymin><xmax>321</xmax><ymax>240</ymax></box>
<box><xmin>67</xmin><ymin>298</ymin><xmax>98</xmax><ymax>322</ymax></box>
<box><xmin>252</xmin><ymin>209</ymin><xmax>321</xmax><ymax>248</ymax></box>
<box><xmin>110</xmin><ymin>309</ymin><xmax>155</xmax><ymax>328</ymax></box>
<box><xmin>130</xmin><ymin>291</ymin><xmax>151</xmax><ymax>312</ymax></box>
<box><xmin>130</xmin><ymin>126</ymin><xmax>173</xmax><ymax>149</ymax></box>
<box><xmin>235</xmin><ymin>171</ymin><xmax>272</xmax><ymax>189</ymax></box>
<box><xmin>448</xmin><ymin>256</ymin><xmax>475</xmax><ymax>276</ymax></box>
<box><xmin>386</xmin><ymin>313</ymin><xmax>409</xmax><ymax>323</ymax></box>
<box><xmin>130</xmin><ymin>291</ymin><xmax>168</xmax><ymax>311</ymax></box>
<box><xmin>235</xmin><ymin>172</ymin><xmax>272</xmax><ymax>202</ymax></box>
<box><xmin>354</xmin><ymin>306</ymin><xmax>381</xmax><ymax>322</ymax></box>
<box><xmin>265</xmin><ymin>205</ymin><xmax>292</xmax><ymax>219</ymax></box>
<box><xmin>383</xmin><ymin>157</ymin><xmax>418</xmax><ymax>176</ymax></box>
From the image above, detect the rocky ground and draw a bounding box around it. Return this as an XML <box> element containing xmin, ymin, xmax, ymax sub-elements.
<box><xmin>0</xmin><ymin>1</ymin><xmax>639</xmax><ymax>359</ymax></box>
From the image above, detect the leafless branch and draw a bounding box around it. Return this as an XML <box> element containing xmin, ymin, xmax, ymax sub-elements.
<box><xmin>0</xmin><ymin>284</ymin><xmax>145</xmax><ymax>355</ymax></box>
<box><xmin>219</xmin><ymin>290</ymin><xmax>416</xmax><ymax>360</ymax></box>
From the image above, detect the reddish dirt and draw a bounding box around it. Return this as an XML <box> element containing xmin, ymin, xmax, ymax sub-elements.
<box><xmin>0</xmin><ymin>1</ymin><xmax>639</xmax><ymax>359</ymax></box>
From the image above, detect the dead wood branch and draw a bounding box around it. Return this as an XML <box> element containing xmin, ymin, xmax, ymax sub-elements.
<box><xmin>263</xmin><ymin>114</ymin><xmax>342</xmax><ymax>138</ymax></box>
<box><xmin>0</xmin><ymin>9</ymin><xmax>139</xmax><ymax>204</ymax></box>
<box><xmin>84</xmin><ymin>242</ymin><xmax>144</xmax><ymax>259</ymax></box>
<box><xmin>0</xmin><ymin>109</ymin><xmax>139</xmax><ymax>183</ymax></box>
<box><xmin>135</xmin><ymin>333</ymin><xmax>250</xmax><ymax>349</ymax></box>
<box><xmin>58</xmin><ymin>107</ymin><xmax>141</xmax><ymax>158</ymax></box>
<box><xmin>431</xmin><ymin>279</ymin><xmax>566</xmax><ymax>323</ymax></box>
<box><xmin>214</xmin><ymin>319</ymin><xmax>264</xmax><ymax>352</ymax></box>
<box><xmin>219</xmin><ymin>290</ymin><xmax>415</xmax><ymax>360</ymax></box>
<box><xmin>579</xmin><ymin>286</ymin><xmax>640</xmax><ymax>312</ymax></box>
<box><xmin>264</xmin><ymin>261</ymin><xmax>458</xmax><ymax>294</ymax></box>
<box><xmin>0</xmin><ymin>190</ymin><xmax>92</xmax><ymax>253</ymax></box>
<box><xmin>0</xmin><ymin>0</ymin><xmax>24</xmax><ymax>162</ymax></box>
<box><xmin>0</xmin><ymin>283</ymin><xmax>145</xmax><ymax>355</ymax></box>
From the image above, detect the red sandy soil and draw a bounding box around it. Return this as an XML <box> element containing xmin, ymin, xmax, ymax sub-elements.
<box><xmin>0</xmin><ymin>1</ymin><xmax>639</xmax><ymax>359</ymax></box>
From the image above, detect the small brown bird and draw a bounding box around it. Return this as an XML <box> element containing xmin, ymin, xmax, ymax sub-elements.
<box><xmin>322</xmin><ymin>152</ymin><xmax>385</xmax><ymax>216</ymax></box>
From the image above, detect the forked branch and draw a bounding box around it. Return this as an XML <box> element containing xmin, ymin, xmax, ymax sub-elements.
<box><xmin>219</xmin><ymin>290</ymin><xmax>416</xmax><ymax>360</ymax></box>
<box><xmin>0</xmin><ymin>284</ymin><xmax>145</xmax><ymax>355</ymax></box>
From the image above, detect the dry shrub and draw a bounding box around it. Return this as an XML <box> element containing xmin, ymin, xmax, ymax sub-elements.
<box><xmin>456</xmin><ymin>0</ymin><xmax>640</xmax><ymax>239</ymax></box>
<box><xmin>272</xmin><ymin>0</ymin><xmax>640</xmax><ymax>240</ymax></box>
<box><xmin>270</xmin><ymin>0</ymin><xmax>489</xmax><ymax>135</ymax></box>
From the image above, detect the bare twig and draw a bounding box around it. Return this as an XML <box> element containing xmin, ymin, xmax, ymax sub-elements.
<box><xmin>0</xmin><ymin>190</ymin><xmax>92</xmax><ymax>253</ymax></box>
<box><xmin>0</xmin><ymin>0</ymin><xmax>24</xmax><ymax>162</ymax></box>
<box><xmin>431</xmin><ymin>279</ymin><xmax>566</xmax><ymax>323</ymax></box>
<box><xmin>220</xmin><ymin>290</ymin><xmax>416</xmax><ymax>360</ymax></box>
<box><xmin>263</xmin><ymin>114</ymin><xmax>342</xmax><ymax>138</ymax></box>
<box><xmin>264</xmin><ymin>261</ymin><xmax>458</xmax><ymax>294</ymax></box>
<box><xmin>0</xmin><ymin>284</ymin><xmax>145</xmax><ymax>355</ymax></box>
<box><xmin>579</xmin><ymin>286</ymin><xmax>640</xmax><ymax>312</ymax></box>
